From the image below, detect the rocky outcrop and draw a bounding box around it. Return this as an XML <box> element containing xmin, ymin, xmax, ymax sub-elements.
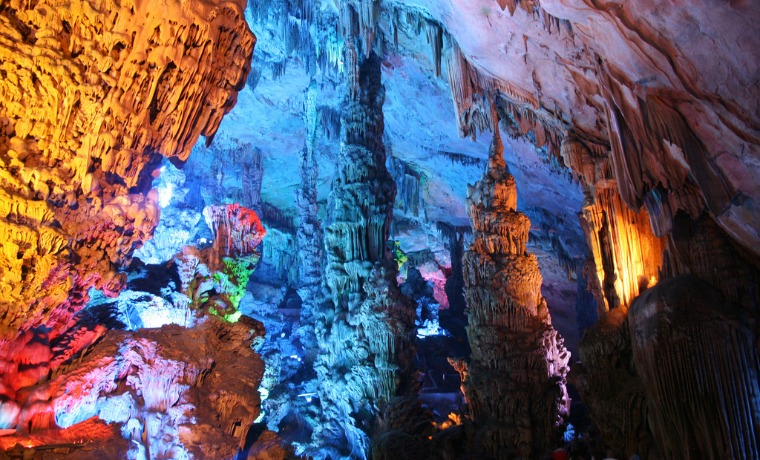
<box><xmin>459</xmin><ymin>126</ymin><xmax>570</xmax><ymax>458</ymax></box>
<box><xmin>629</xmin><ymin>276</ymin><xmax>760</xmax><ymax>459</ymax></box>
<box><xmin>570</xmin><ymin>307</ymin><xmax>653</xmax><ymax>458</ymax></box>
<box><xmin>0</xmin><ymin>0</ymin><xmax>255</xmax><ymax>402</ymax></box>
<box><xmin>0</xmin><ymin>316</ymin><xmax>265</xmax><ymax>459</ymax></box>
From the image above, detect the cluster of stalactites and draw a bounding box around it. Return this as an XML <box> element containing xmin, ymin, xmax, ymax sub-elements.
<box><xmin>0</xmin><ymin>0</ymin><xmax>254</xmax><ymax>417</ymax></box>
<box><xmin>202</xmin><ymin>203</ymin><xmax>266</xmax><ymax>259</ymax></box>
<box><xmin>459</xmin><ymin>128</ymin><xmax>570</xmax><ymax>457</ymax></box>
<box><xmin>629</xmin><ymin>276</ymin><xmax>760</xmax><ymax>458</ymax></box>
<box><xmin>578</xmin><ymin>187</ymin><xmax>665</xmax><ymax>314</ymax></box>
<box><xmin>385</xmin><ymin>4</ymin><xmax>445</xmax><ymax>78</ymax></box>
<box><xmin>250</xmin><ymin>0</ymin><xmax>343</xmax><ymax>76</ymax></box>
<box><xmin>494</xmin><ymin>0</ymin><xmax>573</xmax><ymax>35</ymax></box>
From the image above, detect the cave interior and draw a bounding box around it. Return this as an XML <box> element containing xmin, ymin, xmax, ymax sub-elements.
<box><xmin>0</xmin><ymin>0</ymin><xmax>759</xmax><ymax>459</ymax></box>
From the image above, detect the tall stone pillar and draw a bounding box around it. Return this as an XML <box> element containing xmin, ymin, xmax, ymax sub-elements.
<box><xmin>460</xmin><ymin>127</ymin><xmax>570</xmax><ymax>458</ymax></box>
<box><xmin>308</xmin><ymin>7</ymin><xmax>415</xmax><ymax>458</ymax></box>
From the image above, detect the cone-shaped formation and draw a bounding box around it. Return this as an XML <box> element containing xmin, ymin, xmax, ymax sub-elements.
<box><xmin>309</xmin><ymin>9</ymin><xmax>415</xmax><ymax>457</ymax></box>
<box><xmin>460</xmin><ymin>129</ymin><xmax>570</xmax><ymax>458</ymax></box>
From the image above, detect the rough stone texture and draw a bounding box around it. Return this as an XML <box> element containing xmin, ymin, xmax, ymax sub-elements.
<box><xmin>309</xmin><ymin>9</ymin><xmax>416</xmax><ymax>457</ymax></box>
<box><xmin>295</xmin><ymin>84</ymin><xmax>325</xmax><ymax>353</ymax></box>
<box><xmin>459</xmin><ymin>127</ymin><xmax>570</xmax><ymax>458</ymax></box>
<box><xmin>0</xmin><ymin>0</ymin><xmax>254</xmax><ymax>399</ymax></box>
<box><xmin>629</xmin><ymin>275</ymin><xmax>760</xmax><ymax>459</ymax></box>
<box><xmin>570</xmin><ymin>307</ymin><xmax>653</xmax><ymax>458</ymax></box>
<box><xmin>578</xmin><ymin>187</ymin><xmax>665</xmax><ymax>314</ymax></box>
<box><xmin>397</xmin><ymin>0</ymin><xmax>760</xmax><ymax>260</ymax></box>
<box><xmin>1</xmin><ymin>316</ymin><xmax>264</xmax><ymax>459</ymax></box>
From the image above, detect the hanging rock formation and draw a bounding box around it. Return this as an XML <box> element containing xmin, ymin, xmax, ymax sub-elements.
<box><xmin>0</xmin><ymin>0</ymin><xmax>255</xmax><ymax>402</ymax></box>
<box><xmin>459</xmin><ymin>125</ymin><xmax>570</xmax><ymax>458</ymax></box>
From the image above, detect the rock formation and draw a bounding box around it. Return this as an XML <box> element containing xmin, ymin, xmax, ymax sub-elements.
<box><xmin>459</xmin><ymin>123</ymin><xmax>570</xmax><ymax>458</ymax></box>
<box><xmin>1</xmin><ymin>0</ymin><xmax>759</xmax><ymax>458</ymax></box>
<box><xmin>0</xmin><ymin>316</ymin><xmax>264</xmax><ymax>459</ymax></box>
<box><xmin>295</xmin><ymin>84</ymin><xmax>325</xmax><ymax>353</ymax></box>
<box><xmin>570</xmin><ymin>308</ymin><xmax>653</xmax><ymax>458</ymax></box>
<box><xmin>0</xmin><ymin>0</ymin><xmax>255</xmax><ymax>406</ymax></box>
<box><xmin>629</xmin><ymin>275</ymin><xmax>760</xmax><ymax>459</ymax></box>
<box><xmin>308</xmin><ymin>7</ymin><xmax>416</xmax><ymax>457</ymax></box>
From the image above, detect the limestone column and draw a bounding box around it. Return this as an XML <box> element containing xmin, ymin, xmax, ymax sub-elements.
<box><xmin>460</xmin><ymin>126</ymin><xmax>570</xmax><ymax>458</ymax></box>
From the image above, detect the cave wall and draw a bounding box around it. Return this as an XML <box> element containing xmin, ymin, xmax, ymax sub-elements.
<box><xmin>0</xmin><ymin>0</ymin><xmax>255</xmax><ymax>394</ymax></box>
<box><xmin>0</xmin><ymin>0</ymin><xmax>259</xmax><ymax>454</ymax></box>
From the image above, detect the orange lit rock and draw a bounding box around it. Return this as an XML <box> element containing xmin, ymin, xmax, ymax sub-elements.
<box><xmin>579</xmin><ymin>188</ymin><xmax>665</xmax><ymax>314</ymax></box>
<box><xmin>0</xmin><ymin>0</ymin><xmax>254</xmax><ymax>394</ymax></box>
<box><xmin>459</xmin><ymin>124</ymin><xmax>570</xmax><ymax>457</ymax></box>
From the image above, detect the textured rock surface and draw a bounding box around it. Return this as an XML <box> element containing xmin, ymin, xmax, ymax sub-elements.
<box><xmin>459</xmin><ymin>126</ymin><xmax>570</xmax><ymax>458</ymax></box>
<box><xmin>570</xmin><ymin>307</ymin><xmax>653</xmax><ymax>458</ymax></box>
<box><xmin>629</xmin><ymin>276</ymin><xmax>760</xmax><ymax>459</ymax></box>
<box><xmin>0</xmin><ymin>0</ymin><xmax>254</xmax><ymax>398</ymax></box>
<box><xmin>2</xmin><ymin>0</ymin><xmax>759</xmax><ymax>457</ymax></box>
<box><xmin>396</xmin><ymin>0</ymin><xmax>760</xmax><ymax>259</ymax></box>
<box><xmin>309</xmin><ymin>9</ymin><xmax>416</xmax><ymax>457</ymax></box>
<box><xmin>0</xmin><ymin>316</ymin><xmax>264</xmax><ymax>459</ymax></box>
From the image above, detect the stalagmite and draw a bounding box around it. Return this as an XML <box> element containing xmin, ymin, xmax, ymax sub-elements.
<box><xmin>296</xmin><ymin>85</ymin><xmax>325</xmax><ymax>351</ymax></box>
<box><xmin>308</xmin><ymin>5</ymin><xmax>415</xmax><ymax>458</ymax></box>
<box><xmin>459</xmin><ymin>120</ymin><xmax>569</xmax><ymax>458</ymax></box>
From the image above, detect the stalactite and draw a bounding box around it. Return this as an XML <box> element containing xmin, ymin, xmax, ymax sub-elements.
<box><xmin>388</xmin><ymin>158</ymin><xmax>424</xmax><ymax>218</ymax></box>
<box><xmin>434</xmin><ymin>149</ymin><xmax>486</xmax><ymax>168</ymax></box>
<box><xmin>496</xmin><ymin>93</ymin><xmax>564</xmax><ymax>158</ymax></box>
<box><xmin>424</xmin><ymin>20</ymin><xmax>443</xmax><ymax>78</ymax></box>
<box><xmin>446</xmin><ymin>42</ymin><xmax>492</xmax><ymax>139</ymax></box>
<box><xmin>578</xmin><ymin>187</ymin><xmax>664</xmax><ymax>314</ymax></box>
<box><xmin>460</xmin><ymin>125</ymin><xmax>569</xmax><ymax>458</ymax></box>
<box><xmin>437</xmin><ymin>222</ymin><xmax>471</xmax><ymax>315</ymax></box>
<box><xmin>318</xmin><ymin>105</ymin><xmax>342</xmax><ymax>141</ymax></box>
<box><xmin>261</xmin><ymin>202</ymin><xmax>296</xmax><ymax>232</ymax></box>
<box><xmin>241</xmin><ymin>146</ymin><xmax>263</xmax><ymax>213</ymax></box>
